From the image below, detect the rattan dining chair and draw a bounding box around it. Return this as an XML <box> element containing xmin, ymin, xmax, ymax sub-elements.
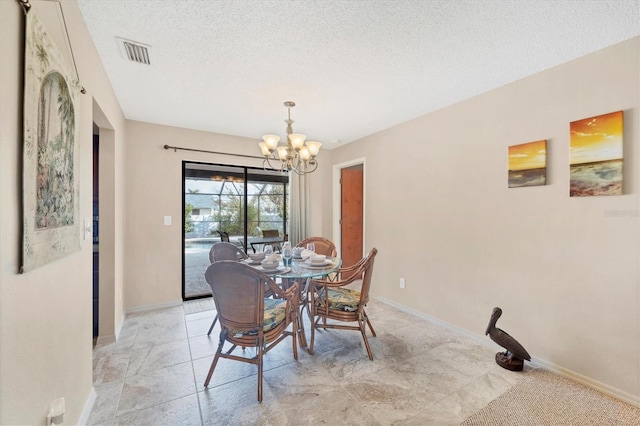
<box><xmin>208</xmin><ymin>241</ymin><xmax>247</xmax><ymax>264</ymax></box>
<box><xmin>206</xmin><ymin>242</ymin><xmax>249</xmax><ymax>335</ymax></box>
<box><xmin>203</xmin><ymin>261</ymin><xmax>299</xmax><ymax>402</ymax></box>
<box><xmin>308</xmin><ymin>247</ymin><xmax>378</xmax><ymax>360</ymax></box>
<box><xmin>261</xmin><ymin>229</ymin><xmax>283</xmax><ymax>252</ymax></box>
<box><xmin>262</xmin><ymin>229</ymin><xmax>279</xmax><ymax>238</ymax></box>
<box><xmin>291</xmin><ymin>237</ymin><xmax>338</xmax><ymax>323</ymax></box>
<box><xmin>295</xmin><ymin>237</ymin><xmax>337</xmax><ymax>257</ymax></box>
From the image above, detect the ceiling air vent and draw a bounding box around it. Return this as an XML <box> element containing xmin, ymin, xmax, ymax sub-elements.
<box><xmin>117</xmin><ymin>37</ymin><xmax>151</xmax><ymax>65</ymax></box>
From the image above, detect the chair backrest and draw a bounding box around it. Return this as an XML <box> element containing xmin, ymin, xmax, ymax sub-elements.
<box><xmin>296</xmin><ymin>237</ymin><xmax>337</xmax><ymax>257</ymax></box>
<box><xmin>262</xmin><ymin>229</ymin><xmax>280</xmax><ymax>238</ymax></box>
<box><xmin>204</xmin><ymin>261</ymin><xmax>267</xmax><ymax>334</ymax></box>
<box><xmin>209</xmin><ymin>242</ymin><xmax>248</xmax><ymax>263</ymax></box>
<box><xmin>357</xmin><ymin>248</ymin><xmax>378</xmax><ymax>305</ymax></box>
<box><xmin>217</xmin><ymin>230</ymin><xmax>230</xmax><ymax>242</ymax></box>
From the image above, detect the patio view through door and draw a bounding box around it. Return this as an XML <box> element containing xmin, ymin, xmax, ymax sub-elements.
<box><xmin>182</xmin><ymin>161</ymin><xmax>289</xmax><ymax>300</ymax></box>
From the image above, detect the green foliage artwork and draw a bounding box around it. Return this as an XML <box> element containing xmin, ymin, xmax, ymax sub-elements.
<box><xmin>22</xmin><ymin>11</ymin><xmax>81</xmax><ymax>272</ymax></box>
<box><xmin>36</xmin><ymin>72</ymin><xmax>75</xmax><ymax>228</ymax></box>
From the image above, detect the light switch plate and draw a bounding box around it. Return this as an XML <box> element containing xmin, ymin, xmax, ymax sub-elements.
<box><xmin>164</xmin><ymin>216</ymin><xmax>172</xmax><ymax>226</ymax></box>
<box><xmin>83</xmin><ymin>219</ymin><xmax>91</xmax><ymax>240</ymax></box>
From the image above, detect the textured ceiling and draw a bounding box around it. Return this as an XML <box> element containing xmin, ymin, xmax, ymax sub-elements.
<box><xmin>76</xmin><ymin>0</ymin><xmax>640</xmax><ymax>148</ymax></box>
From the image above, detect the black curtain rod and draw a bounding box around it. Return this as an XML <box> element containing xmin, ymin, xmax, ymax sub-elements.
<box><xmin>163</xmin><ymin>144</ymin><xmax>265</xmax><ymax>161</ymax></box>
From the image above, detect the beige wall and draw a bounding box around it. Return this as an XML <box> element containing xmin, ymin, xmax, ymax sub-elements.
<box><xmin>328</xmin><ymin>37</ymin><xmax>640</xmax><ymax>402</ymax></box>
<box><xmin>124</xmin><ymin>121</ymin><xmax>259</xmax><ymax>308</ymax></box>
<box><xmin>0</xmin><ymin>1</ymin><xmax>126</xmax><ymax>424</ymax></box>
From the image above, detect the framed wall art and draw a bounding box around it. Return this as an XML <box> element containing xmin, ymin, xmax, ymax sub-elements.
<box><xmin>22</xmin><ymin>9</ymin><xmax>81</xmax><ymax>272</ymax></box>
<box><xmin>508</xmin><ymin>140</ymin><xmax>547</xmax><ymax>188</ymax></box>
<box><xmin>569</xmin><ymin>110</ymin><xmax>623</xmax><ymax>197</ymax></box>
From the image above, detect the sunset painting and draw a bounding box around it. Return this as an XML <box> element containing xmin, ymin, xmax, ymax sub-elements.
<box><xmin>570</xmin><ymin>111</ymin><xmax>623</xmax><ymax>197</ymax></box>
<box><xmin>508</xmin><ymin>140</ymin><xmax>547</xmax><ymax>188</ymax></box>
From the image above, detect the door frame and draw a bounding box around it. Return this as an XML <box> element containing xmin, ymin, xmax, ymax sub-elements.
<box><xmin>92</xmin><ymin>100</ymin><xmax>118</xmax><ymax>345</ymax></box>
<box><xmin>332</xmin><ymin>158</ymin><xmax>366</xmax><ymax>258</ymax></box>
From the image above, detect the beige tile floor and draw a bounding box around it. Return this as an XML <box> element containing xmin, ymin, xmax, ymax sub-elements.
<box><xmin>88</xmin><ymin>299</ymin><xmax>536</xmax><ymax>425</ymax></box>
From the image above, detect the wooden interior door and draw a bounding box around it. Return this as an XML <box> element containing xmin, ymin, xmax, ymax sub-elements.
<box><xmin>341</xmin><ymin>164</ymin><xmax>363</xmax><ymax>272</ymax></box>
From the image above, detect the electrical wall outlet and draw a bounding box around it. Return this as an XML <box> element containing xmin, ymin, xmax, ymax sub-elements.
<box><xmin>399</xmin><ymin>278</ymin><xmax>406</xmax><ymax>289</ymax></box>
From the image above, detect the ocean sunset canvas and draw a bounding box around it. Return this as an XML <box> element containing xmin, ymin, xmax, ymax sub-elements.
<box><xmin>508</xmin><ymin>140</ymin><xmax>547</xmax><ymax>188</ymax></box>
<box><xmin>570</xmin><ymin>111</ymin><xmax>623</xmax><ymax>197</ymax></box>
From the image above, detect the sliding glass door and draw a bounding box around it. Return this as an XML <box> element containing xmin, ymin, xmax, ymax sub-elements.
<box><xmin>182</xmin><ymin>162</ymin><xmax>288</xmax><ymax>299</ymax></box>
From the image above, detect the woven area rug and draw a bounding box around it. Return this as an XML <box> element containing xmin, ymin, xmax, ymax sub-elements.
<box><xmin>462</xmin><ymin>370</ymin><xmax>640</xmax><ymax>425</ymax></box>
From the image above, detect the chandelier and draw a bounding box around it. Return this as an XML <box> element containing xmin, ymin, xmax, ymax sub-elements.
<box><xmin>258</xmin><ymin>101</ymin><xmax>322</xmax><ymax>175</ymax></box>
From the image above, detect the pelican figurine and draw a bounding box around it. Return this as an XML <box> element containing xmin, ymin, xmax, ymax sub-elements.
<box><xmin>485</xmin><ymin>307</ymin><xmax>531</xmax><ymax>371</ymax></box>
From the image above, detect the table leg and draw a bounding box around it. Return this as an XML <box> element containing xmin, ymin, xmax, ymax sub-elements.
<box><xmin>282</xmin><ymin>277</ymin><xmax>308</xmax><ymax>348</ymax></box>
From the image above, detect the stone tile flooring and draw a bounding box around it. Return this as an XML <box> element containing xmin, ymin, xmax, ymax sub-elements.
<box><xmin>88</xmin><ymin>299</ymin><xmax>536</xmax><ymax>425</ymax></box>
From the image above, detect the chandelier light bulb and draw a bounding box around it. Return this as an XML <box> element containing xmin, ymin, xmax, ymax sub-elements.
<box><xmin>259</xmin><ymin>142</ymin><xmax>271</xmax><ymax>156</ymax></box>
<box><xmin>277</xmin><ymin>146</ymin><xmax>289</xmax><ymax>161</ymax></box>
<box><xmin>288</xmin><ymin>134</ymin><xmax>306</xmax><ymax>151</ymax></box>
<box><xmin>299</xmin><ymin>146</ymin><xmax>311</xmax><ymax>161</ymax></box>
<box><xmin>305</xmin><ymin>141</ymin><xmax>322</xmax><ymax>157</ymax></box>
<box><xmin>263</xmin><ymin>135</ymin><xmax>280</xmax><ymax>151</ymax></box>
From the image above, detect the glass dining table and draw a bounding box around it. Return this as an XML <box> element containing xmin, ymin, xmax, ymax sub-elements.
<box><xmin>258</xmin><ymin>256</ymin><xmax>342</xmax><ymax>348</ymax></box>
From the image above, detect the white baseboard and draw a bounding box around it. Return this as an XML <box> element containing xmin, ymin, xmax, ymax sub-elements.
<box><xmin>532</xmin><ymin>358</ymin><xmax>640</xmax><ymax>408</ymax></box>
<box><xmin>115</xmin><ymin>311</ymin><xmax>125</xmax><ymax>340</ymax></box>
<box><xmin>95</xmin><ymin>311</ymin><xmax>126</xmax><ymax>345</ymax></box>
<box><xmin>373</xmin><ymin>295</ymin><xmax>640</xmax><ymax>408</ymax></box>
<box><xmin>374</xmin><ymin>295</ymin><xmax>495</xmax><ymax>350</ymax></box>
<box><xmin>97</xmin><ymin>301</ymin><xmax>174</xmax><ymax>345</ymax></box>
<box><xmin>96</xmin><ymin>334</ymin><xmax>116</xmax><ymax>345</ymax></box>
<box><xmin>125</xmin><ymin>299</ymin><xmax>183</xmax><ymax>314</ymax></box>
<box><xmin>78</xmin><ymin>387</ymin><xmax>96</xmax><ymax>426</ymax></box>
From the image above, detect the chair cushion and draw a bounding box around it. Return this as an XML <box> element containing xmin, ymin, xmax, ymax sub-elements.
<box><xmin>262</xmin><ymin>298</ymin><xmax>287</xmax><ymax>332</ymax></box>
<box><xmin>230</xmin><ymin>298</ymin><xmax>287</xmax><ymax>337</ymax></box>
<box><xmin>317</xmin><ymin>287</ymin><xmax>361</xmax><ymax>312</ymax></box>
